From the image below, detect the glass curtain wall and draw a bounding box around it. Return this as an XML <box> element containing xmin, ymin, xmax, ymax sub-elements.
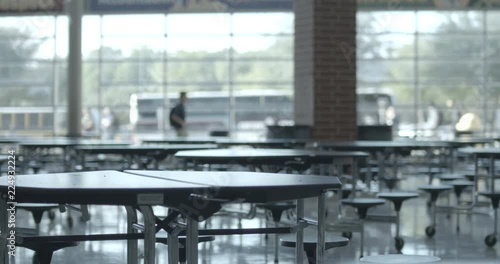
<box><xmin>1</xmin><ymin>10</ymin><xmax>499</xmax><ymax>138</ymax></box>
<box><xmin>83</xmin><ymin>12</ymin><xmax>293</xmax><ymax>139</ymax></box>
<box><xmin>0</xmin><ymin>15</ymin><xmax>67</xmax><ymax>136</ymax></box>
<box><xmin>357</xmin><ymin>10</ymin><xmax>500</xmax><ymax>137</ymax></box>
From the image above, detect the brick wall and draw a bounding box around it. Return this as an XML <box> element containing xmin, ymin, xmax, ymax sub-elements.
<box><xmin>294</xmin><ymin>0</ymin><xmax>357</xmax><ymax>141</ymax></box>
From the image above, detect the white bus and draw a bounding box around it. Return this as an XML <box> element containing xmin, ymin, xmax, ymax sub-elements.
<box><xmin>129</xmin><ymin>89</ymin><xmax>395</xmax><ymax>132</ymax></box>
<box><xmin>129</xmin><ymin>90</ymin><xmax>293</xmax><ymax>132</ymax></box>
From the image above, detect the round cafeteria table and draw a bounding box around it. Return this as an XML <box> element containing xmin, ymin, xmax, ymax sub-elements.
<box><xmin>360</xmin><ymin>254</ymin><xmax>441</xmax><ymax>263</ymax></box>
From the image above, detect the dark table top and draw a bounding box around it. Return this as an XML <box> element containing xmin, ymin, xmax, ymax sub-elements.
<box><xmin>126</xmin><ymin>170</ymin><xmax>342</xmax><ymax>203</ymax></box>
<box><xmin>174</xmin><ymin>148</ymin><xmax>368</xmax><ymax>166</ymax></box>
<box><xmin>141</xmin><ymin>137</ymin><xmax>219</xmax><ymax>145</ymax></box>
<box><xmin>142</xmin><ymin>137</ymin><xmax>311</xmax><ymax>148</ymax></box>
<box><xmin>317</xmin><ymin>140</ymin><xmax>444</xmax><ymax>151</ymax></box>
<box><xmin>74</xmin><ymin>144</ymin><xmax>218</xmax><ymax>155</ymax></box>
<box><xmin>19</xmin><ymin>139</ymin><xmax>133</xmax><ymax>148</ymax></box>
<box><xmin>440</xmin><ymin>137</ymin><xmax>493</xmax><ymax>146</ymax></box>
<box><xmin>458</xmin><ymin>147</ymin><xmax>500</xmax><ymax>158</ymax></box>
<box><xmin>215</xmin><ymin>138</ymin><xmax>310</xmax><ymax>148</ymax></box>
<box><xmin>0</xmin><ymin>170</ymin><xmax>341</xmax><ymax>208</ymax></box>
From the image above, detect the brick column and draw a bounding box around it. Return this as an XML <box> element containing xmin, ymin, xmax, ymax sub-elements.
<box><xmin>294</xmin><ymin>0</ymin><xmax>357</xmax><ymax>141</ymax></box>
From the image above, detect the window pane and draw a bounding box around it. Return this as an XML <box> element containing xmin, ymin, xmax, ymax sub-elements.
<box><xmin>233</xmin><ymin>61</ymin><xmax>292</xmax><ymax>82</ymax></box>
<box><xmin>487</xmin><ymin>37</ymin><xmax>500</xmax><ymax>58</ymax></box>
<box><xmin>55</xmin><ymin>62</ymin><xmax>67</xmax><ymax>106</ymax></box>
<box><xmin>357</xmin><ymin>12</ymin><xmax>415</xmax><ymax>34</ymax></box>
<box><xmin>102</xmin><ymin>15</ymin><xmax>165</xmax><ymax>36</ymax></box>
<box><xmin>487</xmin><ymin>11</ymin><xmax>500</xmax><ymax>32</ymax></box>
<box><xmin>55</xmin><ymin>16</ymin><xmax>68</xmax><ymax>58</ymax></box>
<box><xmin>83</xmin><ymin>15</ymin><xmax>101</xmax><ymax>58</ymax></box>
<box><xmin>233</xmin><ymin>36</ymin><xmax>292</xmax><ymax>58</ymax></box>
<box><xmin>419</xmin><ymin>61</ymin><xmax>482</xmax><ymax>81</ymax></box>
<box><xmin>101</xmin><ymin>37</ymin><xmax>165</xmax><ymax>59</ymax></box>
<box><xmin>170</xmin><ymin>89</ymin><xmax>230</xmax><ymax>132</ymax></box>
<box><xmin>101</xmin><ymin>62</ymin><xmax>164</xmax><ymax>85</ymax></box>
<box><xmin>101</xmin><ymin>85</ymin><xmax>139</xmax><ymax>107</ymax></box>
<box><xmin>0</xmin><ymin>87</ymin><xmax>51</xmax><ymax>106</ymax></box>
<box><xmin>417</xmin><ymin>11</ymin><xmax>483</xmax><ymax>33</ymax></box>
<box><xmin>357</xmin><ymin>34</ymin><xmax>414</xmax><ymax>59</ymax></box>
<box><xmin>357</xmin><ymin>60</ymin><xmax>413</xmax><ymax>82</ymax></box>
<box><xmin>0</xmin><ymin>62</ymin><xmax>53</xmax><ymax>83</ymax></box>
<box><xmin>356</xmin><ymin>86</ymin><xmax>407</xmax><ymax>126</ymax></box>
<box><xmin>167</xmin><ymin>14</ymin><xmax>229</xmax><ymax>35</ymax></box>
<box><xmin>0</xmin><ymin>37</ymin><xmax>54</xmax><ymax>60</ymax></box>
<box><xmin>54</xmin><ymin>108</ymin><xmax>66</xmax><ymax>135</ymax></box>
<box><xmin>0</xmin><ymin>16</ymin><xmax>55</xmax><ymax>37</ymax></box>
<box><xmin>167</xmin><ymin>36</ymin><xmax>229</xmax><ymax>58</ymax></box>
<box><xmin>420</xmin><ymin>84</ymin><xmax>482</xmax><ymax>107</ymax></box>
<box><xmin>232</xmin><ymin>87</ymin><xmax>292</xmax><ymax>130</ymax></box>
<box><xmin>167</xmin><ymin>61</ymin><xmax>229</xmax><ymax>84</ymax></box>
<box><xmin>233</xmin><ymin>13</ymin><xmax>293</xmax><ymax>34</ymax></box>
<box><xmin>83</xmin><ymin>62</ymin><xmax>99</xmax><ymax>106</ymax></box>
<box><xmin>418</xmin><ymin>35</ymin><xmax>482</xmax><ymax>58</ymax></box>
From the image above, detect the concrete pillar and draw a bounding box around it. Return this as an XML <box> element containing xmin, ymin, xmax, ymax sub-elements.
<box><xmin>67</xmin><ymin>0</ymin><xmax>83</xmax><ymax>137</ymax></box>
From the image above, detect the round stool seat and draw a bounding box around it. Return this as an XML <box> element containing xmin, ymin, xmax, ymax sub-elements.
<box><xmin>360</xmin><ymin>254</ymin><xmax>441</xmax><ymax>263</ymax></box>
<box><xmin>449</xmin><ymin>180</ymin><xmax>474</xmax><ymax>187</ymax></box>
<box><xmin>280</xmin><ymin>230</ymin><xmax>349</xmax><ymax>250</ymax></box>
<box><xmin>462</xmin><ymin>171</ymin><xmax>477</xmax><ymax>181</ymax></box>
<box><xmin>281</xmin><ymin>230</ymin><xmax>348</xmax><ymax>264</ymax></box>
<box><xmin>377</xmin><ymin>192</ymin><xmax>419</xmax><ymax>212</ymax></box>
<box><xmin>341</xmin><ymin>198</ymin><xmax>385</xmax><ymax>219</ymax></box>
<box><xmin>17</xmin><ymin>203</ymin><xmax>59</xmax><ymax>224</ymax></box>
<box><xmin>449</xmin><ymin>180</ymin><xmax>474</xmax><ymax>198</ymax></box>
<box><xmin>439</xmin><ymin>173</ymin><xmax>466</xmax><ymax>181</ymax></box>
<box><xmin>380</xmin><ymin>177</ymin><xmax>402</xmax><ymax>190</ymax></box>
<box><xmin>257</xmin><ymin>202</ymin><xmax>296</xmax><ymax>222</ymax></box>
<box><xmin>156</xmin><ymin>233</ymin><xmax>215</xmax><ymax>263</ymax></box>
<box><xmin>479</xmin><ymin>192</ymin><xmax>500</xmax><ymax>209</ymax></box>
<box><xmin>418</xmin><ymin>185</ymin><xmax>452</xmax><ymax>202</ymax></box>
<box><xmin>19</xmin><ymin>240</ymin><xmax>79</xmax><ymax>264</ymax></box>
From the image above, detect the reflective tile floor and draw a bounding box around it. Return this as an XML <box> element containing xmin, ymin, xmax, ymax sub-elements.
<box><xmin>11</xmin><ymin>173</ymin><xmax>500</xmax><ymax>264</ymax></box>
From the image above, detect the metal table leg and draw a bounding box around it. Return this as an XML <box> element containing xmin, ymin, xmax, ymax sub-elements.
<box><xmin>125</xmin><ymin>206</ymin><xmax>138</xmax><ymax>264</ymax></box>
<box><xmin>186</xmin><ymin>216</ymin><xmax>199</xmax><ymax>264</ymax></box>
<box><xmin>296</xmin><ymin>199</ymin><xmax>305</xmax><ymax>264</ymax></box>
<box><xmin>168</xmin><ymin>227</ymin><xmax>180</xmax><ymax>264</ymax></box>
<box><xmin>317</xmin><ymin>191</ymin><xmax>326</xmax><ymax>264</ymax></box>
<box><xmin>490</xmin><ymin>157</ymin><xmax>495</xmax><ymax>193</ymax></box>
<box><xmin>139</xmin><ymin>206</ymin><xmax>156</xmax><ymax>264</ymax></box>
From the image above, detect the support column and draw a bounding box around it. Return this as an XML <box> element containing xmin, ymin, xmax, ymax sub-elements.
<box><xmin>67</xmin><ymin>0</ymin><xmax>83</xmax><ymax>137</ymax></box>
<box><xmin>294</xmin><ymin>0</ymin><xmax>357</xmax><ymax>141</ymax></box>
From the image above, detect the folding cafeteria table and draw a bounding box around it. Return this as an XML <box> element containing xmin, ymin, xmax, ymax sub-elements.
<box><xmin>19</xmin><ymin>139</ymin><xmax>132</xmax><ymax>171</ymax></box>
<box><xmin>74</xmin><ymin>144</ymin><xmax>218</xmax><ymax>169</ymax></box>
<box><xmin>457</xmin><ymin>147</ymin><xmax>500</xmax><ymax>246</ymax></box>
<box><xmin>0</xmin><ymin>170</ymin><xmax>342</xmax><ymax>264</ymax></box>
<box><xmin>141</xmin><ymin>137</ymin><xmax>218</xmax><ymax>145</ymax></box>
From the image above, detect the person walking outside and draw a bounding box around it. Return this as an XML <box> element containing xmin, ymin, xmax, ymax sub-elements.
<box><xmin>169</xmin><ymin>92</ymin><xmax>188</xmax><ymax>137</ymax></box>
